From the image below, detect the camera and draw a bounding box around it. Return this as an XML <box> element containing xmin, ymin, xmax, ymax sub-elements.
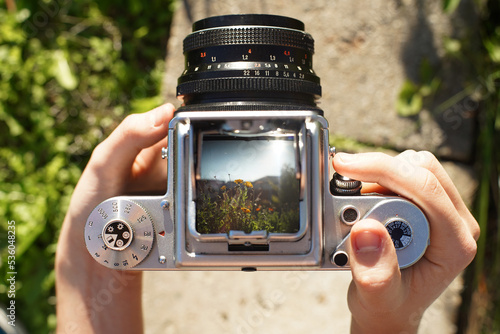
<box><xmin>85</xmin><ymin>14</ymin><xmax>429</xmax><ymax>271</ymax></box>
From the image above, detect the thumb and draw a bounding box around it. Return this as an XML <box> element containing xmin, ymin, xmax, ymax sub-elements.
<box><xmin>347</xmin><ymin>219</ymin><xmax>405</xmax><ymax>318</ymax></box>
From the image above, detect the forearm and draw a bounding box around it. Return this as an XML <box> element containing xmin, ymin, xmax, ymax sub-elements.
<box><xmin>56</xmin><ymin>212</ymin><xmax>144</xmax><ymax>333</ymax></box>
<box><xmin>56</xmin><ymin>105</ymin><xmax>174</xmax><ymax>332</ymax></box>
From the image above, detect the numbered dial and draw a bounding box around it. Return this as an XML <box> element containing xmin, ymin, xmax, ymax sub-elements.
<box><xmin>385</xmin><ymin>218</ymin><xmax>413</xmax><ymax>250</ymax></box>
<box><xmin>85</xmin><ymin>199</ymin><xmax>154</xmax><ymax>269</ymax></box>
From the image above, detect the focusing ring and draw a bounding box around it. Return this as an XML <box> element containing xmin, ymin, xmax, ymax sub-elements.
<box><xmin>183</xmin><ymin>27</ymin><xmax>315</xmax><ymax>53</ymax></box>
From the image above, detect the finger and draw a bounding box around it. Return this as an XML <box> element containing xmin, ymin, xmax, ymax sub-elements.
<box><xmin>360</xmin><ymin>182</ymin><xmax>395</xmax><ymax>195</ymax></box>
<box><xmin>90</xmin><ymin>103</ymin><xmax>175</xmax><ymax>182</ymax></box>
<box><xmin>127</xmin><ymin>138</ymin><xmax>171</xmax><ymax>193</ymax></box>
<box><xmin>333</xmin><ymin>152</ymin><xmax>477</xmax><ymax>271</ymax></box>
<box><xmin>347</xmin><ymin>219</ymin><xmax>405</xmax><ymax>322</ymax></box>
<box><xmin>396</xmin><ymin>150</ymin><xmax>479</xmax><ymax>240</ymax></box>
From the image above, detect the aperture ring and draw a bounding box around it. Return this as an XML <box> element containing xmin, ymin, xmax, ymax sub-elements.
<box><xmin>183</xmin><ymin>27</ymin><xmax>315</xmax><ymax>53</ymax></box>
<box><xmin>177</xmin><ymin>77</ymin><xmax>321</xmax><ymax>97</ymax></box>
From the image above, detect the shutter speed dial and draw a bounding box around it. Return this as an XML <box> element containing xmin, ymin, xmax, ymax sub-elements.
<box><xmin>85</xmin><ymin>199</ymin><xmax>154</xmax><ymax>269</ymax></box>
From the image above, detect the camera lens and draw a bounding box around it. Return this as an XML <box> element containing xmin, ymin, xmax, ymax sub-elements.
<box><xmin>177</xmin><ymin>14</ymin><xmax>322</xmax><ymax>112</ymax></box>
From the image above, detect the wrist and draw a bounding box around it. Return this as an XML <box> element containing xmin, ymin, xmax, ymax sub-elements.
<box><xmin>350</xmin><ymin>311</ymin><xmax>421</xmax><ymax>334</ymax></box>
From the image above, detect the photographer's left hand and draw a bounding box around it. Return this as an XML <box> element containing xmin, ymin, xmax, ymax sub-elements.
<box><xmin>56</xmin><ymin>104</ymin><xmax>174</xmax><ymax>334</ymax></box>
<box><xmin>333</xmin><ymin>151</ymin><xmax>479</xmax><ymax>334</ymax></box>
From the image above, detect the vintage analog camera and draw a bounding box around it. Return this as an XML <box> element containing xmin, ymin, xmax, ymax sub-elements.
<box><xmin>85</xmin><ymin>14</ymin><xmax>430</xmax><ymax>271</ymax></box>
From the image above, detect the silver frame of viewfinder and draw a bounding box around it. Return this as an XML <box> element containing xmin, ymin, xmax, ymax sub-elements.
<box><xmin>176</xmin><ymin>110</ymin><xmax>322</xmax><ymax>268</ymax></box>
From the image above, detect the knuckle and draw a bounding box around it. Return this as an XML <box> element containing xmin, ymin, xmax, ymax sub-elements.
<box><xmin>471</xmin><ymin>222</ymin><xmax>481</xmax><ymax>242</ymax></box>
<box><xmin>466</xmin><ymin>236</ymin><xmax>478</xmax><ymax>261</ymax></box>
<box><xmin>400</xmin><ymin>149</ymin><xmax>417</xmax><ymax>157</ymax></box>
<box><xmin>417</xmin><ymin>150</ymin><xmax>436</xmax><ymax>163</ymax></box>
<box><xmin>444</xmin><ymin>233</ymin><xmax>478</xmax><ymax>272</ymax></box>
<box><xmin>411</xmin><ymin>150</ymin><xmax>435</xmax><ymax>167</ymax></box>
<box><xmin>417</xmin><ymin>150</ymin><xmax>438</xmax><ymax>170</ymax></box>
<box><xmin>456</xmin><ymin>234</ymin><xmax>478</xmax><ymax>269</ymax></box>
<box><xmin>419</xmin><ymin>169</ymin><xmax>443</xmax><ymax>197</ymax></box>
<box><xmin>465</xmin><ymin>214</ymin><xmax>481</xmax><ymax>242</ymax></box>
<box><xmin>399</xmin><ymin>150</ymin><xmax>438</xmax><ymax>170</ymax></box>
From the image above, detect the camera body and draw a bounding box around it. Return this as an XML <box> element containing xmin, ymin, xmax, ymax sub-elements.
<box><xmin>84</xmin><ymin>14</ymin><xmax>430</xmax><ymax>271</ymax></box>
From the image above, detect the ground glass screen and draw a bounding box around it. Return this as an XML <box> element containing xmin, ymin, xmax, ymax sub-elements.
<box><xmin>196</xmin><ymin>135</ymin><xmax>300</xmax><ymax>235</ymax></box>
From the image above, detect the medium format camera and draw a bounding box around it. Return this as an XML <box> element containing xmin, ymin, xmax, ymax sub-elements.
<box><xmin>85</xmin><ymin>14</ymin><xmax>430</xmax><ymax>271</ymax></box>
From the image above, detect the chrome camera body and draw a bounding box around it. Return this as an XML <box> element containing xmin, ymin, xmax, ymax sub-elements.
<box><xmin>84</xmin><ymin>14</ymin><xmax>430</xmax><ymax>271</ymax></box>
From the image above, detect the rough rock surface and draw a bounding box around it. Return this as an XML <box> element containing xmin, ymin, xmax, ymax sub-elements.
<box><xmin>145</xmin><ymin>1</ymin><xmax>479</xmax><ymax>333</ymax></box>
<box><xmin>162</xmin><ymin>0</ymin><xmax>479</xmax><ymax>161</ymax></box>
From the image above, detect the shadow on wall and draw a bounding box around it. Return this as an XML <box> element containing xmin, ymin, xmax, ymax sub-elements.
<box><xmin>399</xmin><ymin>0</ymin><xmax>480</xmax><ymax>163</ymax></box>
<box><xmin>400</xmin><ymin>0</ymin><xmax>440</xmax><ymax>83</ymax></box>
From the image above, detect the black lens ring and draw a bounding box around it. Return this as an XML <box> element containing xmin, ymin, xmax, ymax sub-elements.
<box><xmin>192</xmin><ymin>14</ymin><xmax>305</xmax><ymax>31</ymax></box>
<box><xmin>183</xmin><ymin>26</ymin><xmax>314</xmax><ymax>53</ymax></box>
<box><xmin>177</xmin><ymin>77</ymin><xmax>321</xmax><ymax>96</ymax></box>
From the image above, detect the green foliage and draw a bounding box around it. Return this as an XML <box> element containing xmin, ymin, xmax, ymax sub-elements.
<box><xmin>0</xmin><ymin>0</ymin><xmax>173</xmax><ymax>332</ymax></box>
<box><xmin>396</xmin><ymin>59</ymin><xmax>441</xmax><ymax>117</ymax></box>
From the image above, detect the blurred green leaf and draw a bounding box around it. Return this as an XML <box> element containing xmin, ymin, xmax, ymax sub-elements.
<box><xmin>397</xmin><ymin>57</ymin><xmax>440</xmax><ymax>117</ymax></box>
<box><xmin>52</xmin><ymin>50</ymin><xmax>78</xmax><ymax>90</ymax></box>
<box><xmin>396</xmin><ymin>80</ymin><xmax>423</xmax><ymax>116</ymax></box>
<box><xmin>444</xmin><ymin>37</ymin><xmax>462</xmax><ymax>56</ymax></box>
<box><xmin>420</xmin><ymin>77</ymin><xmax>441</xmax><ymax>97</ymax></box>
<box><xmin>484</xmin><ymin>38</ymin><xmax>500</xmax><ymax>63</ymax></box>
<box><xmin>0</xmin><ymin>108</ymin><xmax>24</xmax><ymax>136</ymax></box>
<box><xmin>134</xmin><ymin>26</ymin><xmax>149</xmax><ymax>39</ymax></box>
<box><xmin>443</xmin><ymin>0</ymin><xmax>461</xmax><ymax>13</ymax></box>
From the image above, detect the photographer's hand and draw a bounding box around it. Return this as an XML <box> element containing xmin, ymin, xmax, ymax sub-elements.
<box><xmin>333</xmin><ymin>151</ymin><xmax>479</xmax><ymax>334</ymax></box>
<box><xmin>55</xmin><ymin>104</ymin><xmax>174</xmax><ymax>334</ymax></box>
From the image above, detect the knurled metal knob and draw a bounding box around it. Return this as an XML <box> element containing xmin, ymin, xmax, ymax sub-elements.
<box><xmin>330</xmin><ymin>172</ymin><xmax>362</xmax><ymax>196</ymax></box>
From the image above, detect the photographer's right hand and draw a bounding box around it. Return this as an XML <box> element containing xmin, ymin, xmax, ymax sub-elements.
<box><xmin>55</xmin><ymin>103</ymin><xmax>174</xmax><ymax>334</ymax></box>
<box><xmin>333</xmin><ymin>151</ymin><xmax>479</xmax><ymax>334</ymax></box>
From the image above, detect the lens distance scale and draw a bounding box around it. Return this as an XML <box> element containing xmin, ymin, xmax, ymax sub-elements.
<box><xmin>85</xmin><ymin>199</ymin><xmax>154</xmax><ymax>269</ymax></box>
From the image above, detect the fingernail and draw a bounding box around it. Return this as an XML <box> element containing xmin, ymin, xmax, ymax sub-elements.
<box><xmin>354</xmin><ymin>231</ymin><xmax>381</xmax><ymax>253</ymax></box>
<box><xmin>338</xmin><ymin>153</ymin><xmax>357</xmax><ymax>164</ymax></box>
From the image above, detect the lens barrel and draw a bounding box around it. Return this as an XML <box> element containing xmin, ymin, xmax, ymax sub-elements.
<box><xmin>176</xmin><ymin>14</ymin><xmax>322</xmax><ymax>112</ymax></box>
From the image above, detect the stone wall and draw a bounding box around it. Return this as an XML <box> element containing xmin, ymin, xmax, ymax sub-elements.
<box><xmin>145</xmin><ymin>1</ymin><xmax>480</xmax><ymax>333</ymax></box>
